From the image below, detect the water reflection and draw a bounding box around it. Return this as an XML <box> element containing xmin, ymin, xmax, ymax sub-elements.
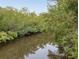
<box><xmin>24</xmin><ymin>44</ymin><xmax>58</xmax><ymax>59</ymax></box>
<box><xmin>0</xmin><ymin>33</ymin><xmax>62</xmax><ymax>59</ymax></box>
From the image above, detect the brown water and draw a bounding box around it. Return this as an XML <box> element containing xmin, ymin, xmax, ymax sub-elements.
<box><xmin>0</xmin><ymin>33</ymin><xmax>65</xmax><ymax>59</ymax></box>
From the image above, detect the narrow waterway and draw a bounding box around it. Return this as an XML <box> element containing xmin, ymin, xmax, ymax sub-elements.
<box><xmin>0</xmin><ymin>33</ymin><xmax>65</xmax><ymax>59</ymax></box>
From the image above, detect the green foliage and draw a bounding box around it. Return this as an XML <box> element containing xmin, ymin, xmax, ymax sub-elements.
<box><xmin>47</xmin><ymin>0</ymin><xmax>78</xmax><ymax>59</ymax></box>
<box><xmin>0</xmin><ymin>0</ymin><xmax>77</xmax><ymax>59</ymax></box>
<box><xmin>0</xmin><ymin>31</ymin><xmax>9</xmax><ymax>42</ymax></box>
<box><xmin>7</xmin><ymin>31</ymin><xmax>17</xmax><ymax>38</ymax></box>
<box><xmin>0</xmin><ymin>7</ymin><xmax>43</xmax><ymax>42</ymax></box>
<box><xmin>0</xmin><ymin>31</ymin><xmax>18</xmax><ymax>43</ymax></box>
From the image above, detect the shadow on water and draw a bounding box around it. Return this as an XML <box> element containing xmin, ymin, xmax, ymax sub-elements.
<box><xmin>0</xmin><ymin>33</ymin><xmax>67</xmax><ymax>59</ymax></box>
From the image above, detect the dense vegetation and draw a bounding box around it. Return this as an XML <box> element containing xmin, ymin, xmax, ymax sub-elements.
<box><xmin>0</xmin><ymin>0</ymin><xmax>77</xmax><ymax>59</ymax></box>
<box><xmin>46</xmin><ymin>0</ymin><xmax>78</xmax><ymax>59</ymax></box>
<box><xmin>0</xmin><ymin>7</ymin><xmax>45</xmax><ymax>43</ymax></box>
<box><xmin>47</xmin><ymin>0</ymin><xmax>78</xmax><ymax>59</ymax></box>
